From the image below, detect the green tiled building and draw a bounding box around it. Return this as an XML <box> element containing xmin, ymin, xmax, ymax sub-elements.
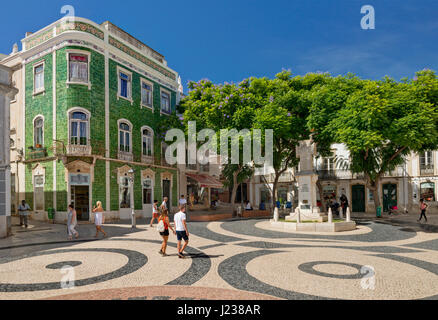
<box><xmin>5</xmin><ymin>17</ymin><xmax>183</xmax><ymax>222</ymax></box>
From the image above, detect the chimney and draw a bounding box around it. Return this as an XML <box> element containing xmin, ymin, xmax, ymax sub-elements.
<box><xmin>25</xmin><ymin>32</ymin><xmax>33</xmax><ymax>37</ymax></box>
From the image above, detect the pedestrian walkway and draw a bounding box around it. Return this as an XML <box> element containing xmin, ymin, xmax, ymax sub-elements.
<box><xmin>1</xmin><ymin>214</ymin><xmax>438</xmax><ymax>300</ymax></box>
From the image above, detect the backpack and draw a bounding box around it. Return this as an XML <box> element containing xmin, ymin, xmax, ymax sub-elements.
<box><xmin>157</xmin><ymin>219</ymin><xmax>165</xmax><ymax>232</ymax></box>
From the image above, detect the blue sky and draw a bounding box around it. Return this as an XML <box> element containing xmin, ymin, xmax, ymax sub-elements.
<box><xmin>1</xmin><ymin>0</ymin><xmax>437</xmax><ymax>90</ymax></box>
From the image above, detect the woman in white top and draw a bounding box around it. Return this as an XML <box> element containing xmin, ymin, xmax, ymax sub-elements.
<box><xmin>150</xmin><ymin>199</ymin><xmax>159</xmax><ymax>226</ymax></box>
<box><xmin>92</xmin><ymin>201</ymin><xmax>107</xmax><ymax>238</ymax></box>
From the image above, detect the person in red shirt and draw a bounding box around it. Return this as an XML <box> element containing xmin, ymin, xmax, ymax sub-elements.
<box><xmin>418</xmin><ymin>199</ymin><xmax>428</xmax><ymax>223</ymax></box>
<box><xmin>157</xmin><ymin>209</ymin><xmax>175</xmax><ymax>256</ymax></box>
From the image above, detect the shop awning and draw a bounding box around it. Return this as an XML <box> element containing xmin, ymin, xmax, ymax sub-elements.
<box><xmin>186</xmin><ymin>173</ymin><xmax>223</xmax><ymax>189</ymax></box>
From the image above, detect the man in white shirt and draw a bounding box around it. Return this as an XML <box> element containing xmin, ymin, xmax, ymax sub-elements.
<box><xmin>179</xmin><ymin>195</ymin><xmax>187</xmax><ymax>207</ymax></box>
<box><xmin>18</xmin><ymin>200</ymin><xmax>31</xmax><ymax>228</ymax></box>
<box><xmin>174</xmin><ymin>205</ymin><xmax>189</xmax><ymax>259</ymax></box>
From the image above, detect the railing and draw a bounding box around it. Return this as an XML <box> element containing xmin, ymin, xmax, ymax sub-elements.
<box><xmin>67</xmin><ymin>144</ymin><xmax>92</xmax><ymax>155</ymax></box>
<box><xmin>118</xmin><ymin>151</ymin><xmax>133</xmax><ymax>162</ymax></box>
<box><xmin>141</xmin><ymin>155</ymin><xmax>154</xmax><ymax>164</ymax></box>
<box><xmin>317</xmin><ymin>169</ymin><xmax>356</xmax><ymax>180</ymax></box>
<box><xmin>26</xmin><ymin>146</ymin><xmax>48</xmax><ymax>160</ymax></box>
<box><xmin>263</xmin><ymin>172</ymin><xmax>294</xmax><ymax>183</ymax></box>
<box><xmin>420</xmin><ymin>165</ymin><xmax>434</xmax><ymax>176</ymax></box>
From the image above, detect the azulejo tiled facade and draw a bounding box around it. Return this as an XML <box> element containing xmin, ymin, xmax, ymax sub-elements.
<box><xmin>2</xmin><ymin>17</ymin><xmax>183</xmax><ymax>223</ymax></box>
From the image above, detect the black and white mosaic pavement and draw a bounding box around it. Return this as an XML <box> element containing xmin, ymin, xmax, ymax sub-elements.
<box><xmin>0</xmin><ymin>218</ymin><xmax>437</xmax><ymax>300</ymax></box>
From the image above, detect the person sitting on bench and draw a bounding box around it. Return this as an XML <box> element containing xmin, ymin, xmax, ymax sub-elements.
<box><xmin>245</xmin><ymin>201</ymin><xmax>253</xmax><ymax>211</ymax></box>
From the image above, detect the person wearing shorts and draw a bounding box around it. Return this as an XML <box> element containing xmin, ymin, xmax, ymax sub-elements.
<box><xmin>150</xmin><ymin>200</ymin><xmax>159</xmax><ymax>226</ymax></box>
<box><xmin>158</xmin><ymin>209</ymin><xmax>175</xmax><ymax>256</ymax></box>
<box><xmin>174</xmin><ymin>205</ymin><xmax>189</xmax><ymax>259</ymax></box>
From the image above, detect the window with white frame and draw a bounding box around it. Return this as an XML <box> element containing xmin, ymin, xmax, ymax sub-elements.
<box><xmin>420</xmin><ymin>151</ymin><xmax>433</xmax><ymax>168</ymax></box>
<box><xmin>119</xmin><ymin>122</ymin><xmax>131</xmax><ymax>153</ymax></box>
<box><xmin>141</xmin><ymin>80</ymin><xmax>153</xmax><ymax>107</ymax></box>
<box><xmin>70</xmin><ymin>111</ymin><xmax>89</xmax><ymax>145</ymax></box>
<box><xmin>160</xmin><ymin>90</ymin><xmax>171</xmax><ymax>114</ymax></box>
<box><xmin>118</xmin><ymin>69</ymin><xmax>132</xmax><ymax>99</ymax></box>
<box><xmin>68</xmin><ymin>53</ymin><xmax>89</xmax><ymax>83</ymax></box>
<box><xmin>34</xmin><ymin>117</ymin><xmax>44</xmax><ymax>147</ymax></box>
<box><xmin>34</xmin><ymin>63</ymin><xmax>44</xmax><ymax>93</ymax></box>
<box><xmin>142</xmin><ymin>128</ymin><xmax>153</xmax><ymax>156</ymax></box>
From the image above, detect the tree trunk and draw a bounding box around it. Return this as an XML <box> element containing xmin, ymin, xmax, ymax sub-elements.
<box><xmin>230</xmin><ymin>170</ymin><xmax>239</xmax><ymax>216</ymax></box>
<box><xmin>272</xmin><ymin>174</ymin><xmax>280</xmax><ymax>213</ymax></box>
<box><xmin>316</xmin><ymin>180</ymin><xmax>326</xmax><ymax>214</ymax></box>
<box><xmin>365</xmin><ymin>174</ymin><xmax>381</xmax><ymax>213</ymax></box>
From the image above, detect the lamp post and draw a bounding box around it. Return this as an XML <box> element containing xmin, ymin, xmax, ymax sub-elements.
<box><xmin>128</xmin><ymin>169</ymin><xmax>136</xmax><ymax>228</ymax></box>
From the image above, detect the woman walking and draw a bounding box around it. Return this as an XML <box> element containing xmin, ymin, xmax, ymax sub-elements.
<box><xmin>418</xmin><ymin>199</ymin><xmax>428</xmax><ymax>223</ymax></box>
<box><xmin>150</xmin><ymin>200</ymin><xmax>159</xmax><ymax>227</ymax></box>
<box><xmin>67</xmin><ymin>204</ymin><xmax>79</xmax><ymax>240</ymax></box>
<box><xmin>157</xmin><ymin>209</ymin><xmax>175</xmax><ymax>256</ymax></box>
<box><xmin>92</xmin><ymin>201</ymin><xmax>107</xmax><ymax>238</ymax></box>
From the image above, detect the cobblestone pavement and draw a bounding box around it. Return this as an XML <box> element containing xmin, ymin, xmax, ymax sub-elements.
<box><xmin>0</xmin><ymin>215</ymin><xmax>438</xmax><ymax>300</ymax></box>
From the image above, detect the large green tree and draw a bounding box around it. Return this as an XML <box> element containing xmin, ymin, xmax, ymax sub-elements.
<box><xmin>179</xmin><ymin>79</ymin><xmax>262</xmax><ymax>212</ymax></box>
<box><xmin>252</xmin><ymin>71</ymin><xmax>309</xmax><ymax>209</ymax></box>
<box><xmin>321</xmin><ymin>71</ymin><xmax>438</xmax><ymax>211</ymax></box>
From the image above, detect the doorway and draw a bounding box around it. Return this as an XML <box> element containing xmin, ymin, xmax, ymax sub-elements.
<box><xmin>162</xmin><ymin>179</ymin><xmax>171</xmax><ymax>210</ymax></box>
<box><xmin>71</xmin><ymin>185</ymin><xmax>89</xmax><ymax>221</ymax></box>
<box><xmin>351</xmin><ymin>185</ymin><xmax>365</xmax><ymax>212</ymax></box>
<box><xmin>382</xmin><ymin>183</ymin><xmax>397</xmax><ymax>212</ymax></box>
<box><xmin>142</xmin><ymin>178</ymin><xmax>153</xmax><ymax>217</ymax></box>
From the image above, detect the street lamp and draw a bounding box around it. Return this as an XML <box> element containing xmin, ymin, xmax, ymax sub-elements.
<box><xmin>128</xmin><ymin>169</ymin><xmax>136</xmax><ymax>228</ymax></box>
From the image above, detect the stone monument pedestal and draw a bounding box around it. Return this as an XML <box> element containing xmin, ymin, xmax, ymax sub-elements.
<box><xmin>285</xmin><ymin>138</ymin><xmax>327</xmax><ymax>222</ymax></box>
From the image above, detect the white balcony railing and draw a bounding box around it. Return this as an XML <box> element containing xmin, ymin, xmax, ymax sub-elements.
<box><xmin>141</xmin><ymin>155</ymin><xmax>154</xmax><ymax>164</ymax></box>
<box><xmin>67</xmin><ymin>144</ymin><xmax>92</xmax><ymax>156</ymax></box>
<box><xmin>118</xmin><ymin>151</ymin><xmax>133</xmax><ymax>162</ymax></box>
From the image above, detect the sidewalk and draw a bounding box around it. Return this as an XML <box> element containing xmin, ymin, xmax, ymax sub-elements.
<box><xmin>0</xmin><ymin>216</ymin><xmax>149</xmax><ymax>250</ymax></box>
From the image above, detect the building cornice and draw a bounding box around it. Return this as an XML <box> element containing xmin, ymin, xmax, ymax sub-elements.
<box><xmin>19</xmin><ymin>17</ymin><xmax>178</xmax><ymax>82</ymax></box>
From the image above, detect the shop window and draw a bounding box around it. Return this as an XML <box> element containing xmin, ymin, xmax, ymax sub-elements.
<box><xmin>420</xmin><ymin>182</ymin><xmax>435</xmax><ymax>201</ymax></box>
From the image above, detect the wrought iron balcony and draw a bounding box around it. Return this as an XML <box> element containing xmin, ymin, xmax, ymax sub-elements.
<box><xmin>67</xmin><ymin>144</ymin><xmax>92</xmax><ymax>156</ymax></box>
<box><xmin>141</xmin><ymin>154</ymin><xmax>154</xmax><ymax>164</ymax></box>
<box><xmin>317</xmin><ymin>169</ymin><xmax>354</xmax><ymax>180</ymax></box>
<box><xmin>26</xmin><ymin>146</ymin><xmax>48</xmax><ymax>160</ymax></box>
<box><xmin>420</xmin><ymin>164</ymin><xmax>434</xmax><ymax>176</ymax></box>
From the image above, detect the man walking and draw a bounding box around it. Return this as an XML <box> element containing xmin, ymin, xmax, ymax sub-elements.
<box><xmin>174</xmin><ymin>205</ymin><xmax>189</xmax><ymax>259</ymax></box>
<box><xmin>18</xmin><ymin>200</ymin><xmax>31</xmax><ymax>228</ymax></box>
<box><xmin>179</xmin><ymin>195</ymin><xmax>187</xmax><ymax>208</ymax></box>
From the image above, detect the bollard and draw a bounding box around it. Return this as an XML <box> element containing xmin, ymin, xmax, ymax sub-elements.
<box><xmin>273</xmin><ymin>207</ymin><xmax>279</xmax><ymax>222</ymax></box>
<box><xmin>131</xmin><ymin>208</ymin><xmax>136</xmax><ymax>228</ymax></box>
<box><xmin>296</xmin><ymin>208</ymin><xmax>301</xmax><ymax>223</ymax></box>
<box><xmin>346</xmin><ymin>206</ymin><xmax>351</xmax><ymax>222</ymax></box>
<box><xmin>328</xmin><ymin>207</ymin><xmax>333</xmax><ymax>223</ymax></box>
<box><xmin>339</xmin><ymin>207</ymin><xmax>344</xmax><ymax>220</ymax></box>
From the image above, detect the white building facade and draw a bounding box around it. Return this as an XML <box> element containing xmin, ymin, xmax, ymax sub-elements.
<box><xmin>0</xmin><ymin>64</ymin><xmax>18</xmax><ymax>238</ymax></box>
